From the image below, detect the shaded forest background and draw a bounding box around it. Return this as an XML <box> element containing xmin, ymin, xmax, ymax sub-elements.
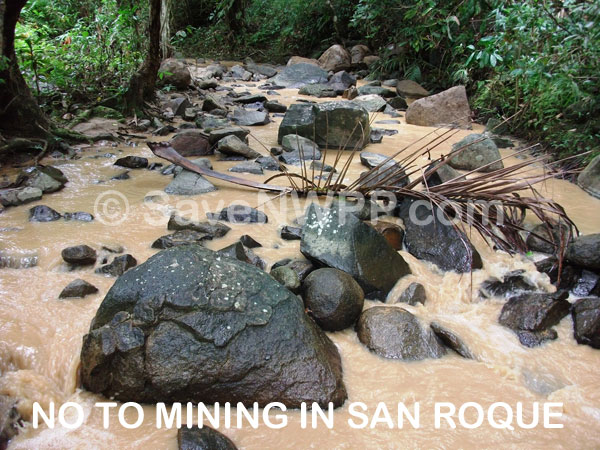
<box><xmin>5</xmin><ymin>0</ymin><xmax>600</xmax><ymax>161</ymax></box>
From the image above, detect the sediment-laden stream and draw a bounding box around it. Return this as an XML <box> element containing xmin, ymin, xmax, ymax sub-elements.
<box><xmin>1</xmin><ymin>63</ymin><xmax>600</xmax><ymax>449</ymax></box>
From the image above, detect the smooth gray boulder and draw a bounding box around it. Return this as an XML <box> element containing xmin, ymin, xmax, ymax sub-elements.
<box><xmin>449</xmin><ymin>133</ymin><xmax>503</xmax><ymax>172</ymax></box>
<box><xmin>352</xmin><ymin>94</ymin><xmax>387</xmax><ymax>112</ymax></box>
<box><xmin>164</xmin><ymin>158</ymin><xmax>217</xmax><ymax>196</ymax></box>
<box><xmin>396</xmin><ymin>80</ymin><xmax>429</xmax><ymax>99</ymax></box>
<box><xmin>301</xmin><ymin>203</ymin><xmax>411</xmax><ymax>299</ymax></box>
<box><xmin>231</xmin><ymin>109</ymin><xmax>269</xmax><ymax>126</ymax></box>
<box><xmin>273</xmin><ymin>63</ymin><xmax>328</xmax><ymax>88</ymax></box>
<box><xmin>357</xmin><ymin>306</ymin><xmax>447</xmax><ymax>360</ymax></box>
<box><xmin>217</xmin><ymin>135</ymin><xmax>260</xmax><ymax>159</ymax></box>
<box><xmin>80</xmin><ymin>245</ymin><xmax>347</xmax><ymax>407</ymax></box>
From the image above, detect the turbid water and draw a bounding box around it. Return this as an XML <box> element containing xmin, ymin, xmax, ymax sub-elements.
<box><xmin>1</xmin><ymin>65</ymin><xmax>600</xmax><ymax>449</ymax></box>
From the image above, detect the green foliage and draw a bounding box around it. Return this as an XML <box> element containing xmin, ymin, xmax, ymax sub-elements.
<box><xmin>15</xmin><ymin>0</ymin><xmax>148</xmax><ymax>107</ymax></box>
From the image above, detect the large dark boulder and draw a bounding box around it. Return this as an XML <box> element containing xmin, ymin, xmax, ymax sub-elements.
<box><xmin>566</xmin><ymin>233</ymin><xmax>600</xmax><ymax>271</ymax></box>
<box><xmin>526</xmin><ymin>222</ymin><xmax>571</xmax><ymax>254</ymax></box>
<box><xmin>278</xmin><ymin>102</ymin><xmax>370</xmax><ymax>150</ymax></box>
<box><xmin>273</xmin><ymin>63</ymin><xmax>328</xmax><ymax>88</ymax></box>
<box><xmin>178</xmin><ymin>427</ymin><xmax>237</xmax><ymax>450</ymax></box>
<box><xmin>357</xmin><ymin>306</ymin><xmax>446</xmax><ymax>361</ymax></box>
<box><xmin>61</xmin><ymin>245</ymin><xmax>97</xmax><ymax>266</ymax></box>
<box><xmin>498</xmin><ymin>291</ymin><xmax>570</xmax><ymax>332</ymax></box>
<box><xmin>28</xmin><ymin>205</ymin><xmax>61</xmax><ymax>222</ymax></box>
<box><xmin>301</xmin><ymin>203</ymin><xmax>411</xmax><ymax>299</ymax></box>
<box><xmin>398</xmin><ymin>200</ymin><xmax>483</xmax><ymax>273</ymax></box>
<box><xmin>80</xmin><ymin>245</ymin><xmax>347</xmax><ymax>407</ymax></box>
<box><xmin>571</xmin><ymin>297</ymin><xmax>600</xmax><ymax>349</ymax></box>
<box><xmin>95</xmin><ymin>254</ymin><xmax>137</xmax><ymax>277</ymax></box>
<box><xmin>115</xmin><ymin>156</ymin><xmax>148</xmax><ymax>169</ymax></box>
<box><xmin>303</xmin><ymin>268</ymin><xmax>365</xmax><ymax>331</ymax></box>
<box><xmin>170</xmin><ymin>130</ymin><xmax>213</xmax><ymax>157</ymax></box>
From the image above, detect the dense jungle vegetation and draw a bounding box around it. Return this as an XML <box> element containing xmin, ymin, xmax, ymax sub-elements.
<box><xmin>3</xmin><ymin>0</ymin><xmax>599</xmax><ymax>161</ymax></box>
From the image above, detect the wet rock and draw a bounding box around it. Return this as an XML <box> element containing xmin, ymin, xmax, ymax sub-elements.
<box><xmin>202</xmin><ymin>94</ymin><xmax>228</xmax><ymax>112</ymax></box>
<box><xmin>246</xmin><ymin>62</ymin><xmax>277</xmax><ymax>78</ymax></box>
<box><xmin>516</xmin><ymin>329</ymin><xmax>558</xmax><ymax>348</ymax></box>
<box><xmin>277</xmin><ymin>102</ymin><xmax>370</xmax><ymax>150</ymax></box>
<box><xmin>208</xmin><ymin>127</ymin><xmax>250</xmax><ymax>145</ymax></box>
<box><xmin>572</xmin><ymin>270</ymin><xmax>600</xmax><ymax>297</ymax></box>
<box><xmin>115</xmin><ymin>156</ymin><xmax>148</xmax><ymax>169</ymax></box>
<box><xmin>63</xmin><ymin>211</ymin><xmax>94</xmax><ymax>222</ymax></box>
<box><xmin>235</xmin><ymin>235</ymin><xmax>260</xmax><ymax>249</ymax></box>
<box><xmin>396</xmin><ymin>282</ymin><xmax>426</xmax><ymax>306</ymax></box>
<box><xmin>207</xmin><ymin>205</ymin><xmax>268</xmax><ymax>224</ymax></box>
<box><xmin>158</xmin><ymin>59</ymin><xmax>191</xmax><ymax>89</ymax></box>
<box><xmin>566</xmin><ymin>233</ymin><xmax>600</xmax><ymax>271</ymax></box>
<box><xmin>62</xmin><ymin>245</ymin><xmax>97</xmax><ymax>266</ymax></box>
<box><xmin>578</xmin><ymin>154</ymin><xmax>600</xmax><ymax>199</ymax></box>
<box><xmin>423</xmin><ymin>161</ymin><xmax>463</xmax><ymax>187</ymax></box>
<box><xmin>265</xmin><ymin>100</ymin><xmax>287</xmax><ymax>113</ymax></box>
<box><xmin>571</xmin><ymin>297</ymin><xmax>600</xmax><ymax>349</ymax></box>
<box><xmin>303</xmin><ymin>268</ymin><xmax>365</xmax><ymax>331</ymax></box>
<box><xmin>29</xmin><ymin>205</ymin><xmax>61</xmax><ymax>222</ymax></box>
<box><xmin>360</xmin><ymin>151</ymin><xmax>389</xmax><ymax>169</ymax></box>
<box><xmin>229</xmin><ymin>65</ymin><xmax>252</xmax><ymax>81</ymax></box>
<box><xmin>165</xmin><ymin>97</ymin><xmax>192</xmax><ymax>117</ymax></box>
<box><xmin>272</xmin><ymin>258</ymin><xmax>315</xmax><ymax>281</ymax></box>
<box><xmin>102</xmin><ymin>243</ymin><xmax>124</xmax><ymax>254</ymax></box>
<box><xmin>273</xmin><ymin>63</ymin><xmax>329</xmax><ymax>89</ymax></box>
<box><xmin>405</xmin><ymin>86</ymin><xmax>471</xmax><ymax>128</ymax></box>
<box><xmin>168</xmin><ymin>214</ymin><xmax>231</xmax><ymax>238</ymax></box>
<box><xmin>0</xmin><ymin>396</ymin><xmax>20</xmax><ymax>448</ymax></box>
<box><xmin>229</xmin><ymin>161</ymin><xmax>263</xmax><ymax>175</ymax></box>
<box><xmin>152</xmin><ymin>230</ymin><xmax>212</xmax><ymax>249</ymax></box>
<box><xmin>170</xmin><ymin>130</ymin><xmax>213</xmax><ymax>157</ymax></box>
<box><xmin>371</xmin><ymin>221</ymin><xmax>404</xmax><ymax>251</ymax></box>
<box><xmin>396</xmin><ymin>80</ymin><xmax>429</xmax><ymax>99</ymax></box>
<box><xmin>387</xmin><ymin>97</ymin><xmax>408</xmax><ymax>110</ymax></box>
<box><xmin>18</xmin><ymin>166</ymin><xmax>67</xmax><ymax>193</ymax></box>
<box><xmin>196</xmin><ymin>78</ymin><xmax>218</xmax><ymax>90</ymax></box>
<box><xmin>0</xmin><ymin>187</ymin><xmax>42</xmax><ymax>207</ymax></box>
<box><xmin>398</xmin><ymin>200</ymin><xmax>483</xmax><ymax>273</ymax></box>
<box><xmin>301</xmin><ymin>203</ymin><xmax>411</xmax><ymax>299</ymax></box>
<box><xmin>318</xmin><ymin>44</ymin><xmax>351</xmax><ymax>72</ymax></box>
<box><xmin>178</xmin><ymin>426</ymin><xmax>237</xmax><ymax>450</ymax></box>
<box><xmin>328</xmin><ymin>71</ymin><xmax>356</xmax><ymax>94</ymax></box>
<box><xmin>358</xmin><ymin>86</ymin><xmax>395</xmax><ymax>97</ymax></box>
<box><xmin>298</xmin><ymin>84</ymin><xmax>337</xmax><ymax>98</ymax></box>
<box><xmin>164</xmin><ymin>158</ymin><xmax>217</xmax><ymax>196</ymax></box>
<box><xmin>232</xmin><ymin>108</ymin><xmax>270</xmax><ymax>126</ymax></box>
<box><xmin>535</xmin><ymin>257</ymin><xmax>581</xmax><ymax>291</ymax></box>
<box><xmin>480</xmin><ymin>270</ymin><xmax>538</xmax><ymax>299</ymax></box>
<box><xmin>310</xmin><ymin>161</ymin><xmax>335</xmax><ymax>172</ymax></box>
<box><xmin>217</xmin><ymin>135</ymin><xmax>260</xmax><ymax>159</ymax></box>
<box><xmin>352</xmin><ymin>94</ymin><xmax>387</xmax><ymax>112</ymax></box>
<box><xmin>350</xmin><ymin>44</ymin><xmax>370</xmax><ymax>64</ymax></box>
<box><xmin>430</xmin><ymin>322</ymin><xmax>474</xmax><ymax>358</ymax></box>
<box><xmin>526</xmin><ymin>222</ymin><xmax>571</xmax><ymax>254</ymax></box>
<box><xmin>281</xmin><ymin>135</ymin><xmax>321</xmax><ymax>157</ymax></box>
<box><xmin>270</xmin><ymin>266</ymin><xmax>301</xmax><ymax>292</ymax></box>
<box><xmin>59</xmin><ymin>279</ymin><xmax>99</xmax><ymax>299</ymax></box>
<box><xmin>255</xmin><ymin>156</ymin><xmax>282</xmax><ymax>171</ymax></box>
<box><xmin>357</xmin><ymin>306</ymin><xmax>446</xmax><ymax>360</ymax></box>
<box><xmin>359</xmin><ymin>161</ymin><xmax>408</xmax><ymax>190</ymax></box>
<box><xmin>234</xmin><ymin>94</ymin><xmax>267</xmax><ymax>104</ymax></box>
<box><xmin>148</xmin><ymin>162</ymin><xmax>164</xmax><ymax>171</ymax></box>
<box><xmin>281</xmin><ymin>226</ymin><xmax>302</xmax><ymax>240</ymax></box>
<box><xmin>197</xmin><ymin>115</ymin><xmax>230</xmax><ymax>132</ymax></box>
<box><xmin>0</xmin><ymin>251</ymin><xmax>38</xmax><ymax>269</ymax></box>
<box><xmin>449</xmin><ymin>133</ymin><xmax>503</xmax><ymax>172</ymax></box>
<box><xmin>81</xmin><ymin>246</ymin><xmax>346</xmax><ymax>407</ymax></box>
<box><xmin>95</xmin><ymin>254</ymin><xmax>137</xmax><ymax>277</ymax></box>
<box><xmin>287</xmin><ymin>56</ymin><xmax>320</xmax><ymax>67</ymax></box>
<box><xmin>111</xmin><ymin>171</ymin><xmax>130</xmax><ymax>180</ymax></box>
<box><xmin>498</xmin><ymin>291</ymin><xmax>570</xmax><ymax>332</ymax></box>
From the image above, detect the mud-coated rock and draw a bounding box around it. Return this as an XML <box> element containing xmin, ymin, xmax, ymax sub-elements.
<box><xmin>178</xmin><ymin>427</ymin><xmax>237</xmax><ymax>450</ymax></box>
<box><xmin>303</xmin><ymin>268</ymin><xmax>365</xmax><ymax>331</ymax></box>
<box><xmin>301</xmin><ymin>204</ymin><xmax>411</xmax><ymax>299</ymax></box>
<box><xmin>80</xmin><ymin>245</ymin><xmax>347</xmax><ymax>407</ymax></box>
<box><xmin>170</xmin><ymin>130</ymin><xmax>213</xmax><ymax>157</ymax></box>
<box><xmin>357</xmin><ymin>306</ymin><xmax>446</xmax><ymax>360</ymax></box>
<box><xmin>498</xmin><ymin>291</ymin><xmax>570</xmax><ymax>332</ymax></box>
<box><xmin>571</xmin><ymin>297</ymin><xmax>600</xmax><ymax>349</ymax></box>
<box><xmin>405</xmin><ymin>86</ymin><xmax>471</xmax><ymax>128</ymax></box>
<box><xmin>398</xmin><ymin>200</ymin><xmax>483</xmax><ymax>273</ymax></box>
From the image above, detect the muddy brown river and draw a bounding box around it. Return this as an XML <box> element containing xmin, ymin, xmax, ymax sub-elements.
<box><xmin>1</xmin><ymin>66</ymin><xmax>600</xmax><ymax>449</ymax></box>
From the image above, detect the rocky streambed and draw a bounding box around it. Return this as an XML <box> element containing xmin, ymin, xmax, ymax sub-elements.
<box><xmin>1</xmin><ymin>56</ymin><xmax>600</xmax><ymax>449</ymax></box>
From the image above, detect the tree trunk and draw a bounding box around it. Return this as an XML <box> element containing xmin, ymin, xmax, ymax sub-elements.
<box><xmin>0</xmin><ymin>0</ymin><xmax>50</xmax><ymax>138</ymax></box>
<box><xmin>124</xmin><ymin>0</ymin><xmax>162</xmax><ymax>114</ymax></box>
<box><xmin>160</xmin><ymin>0</ymin><xmax>172</xmax><ymax>59</ymax></box>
